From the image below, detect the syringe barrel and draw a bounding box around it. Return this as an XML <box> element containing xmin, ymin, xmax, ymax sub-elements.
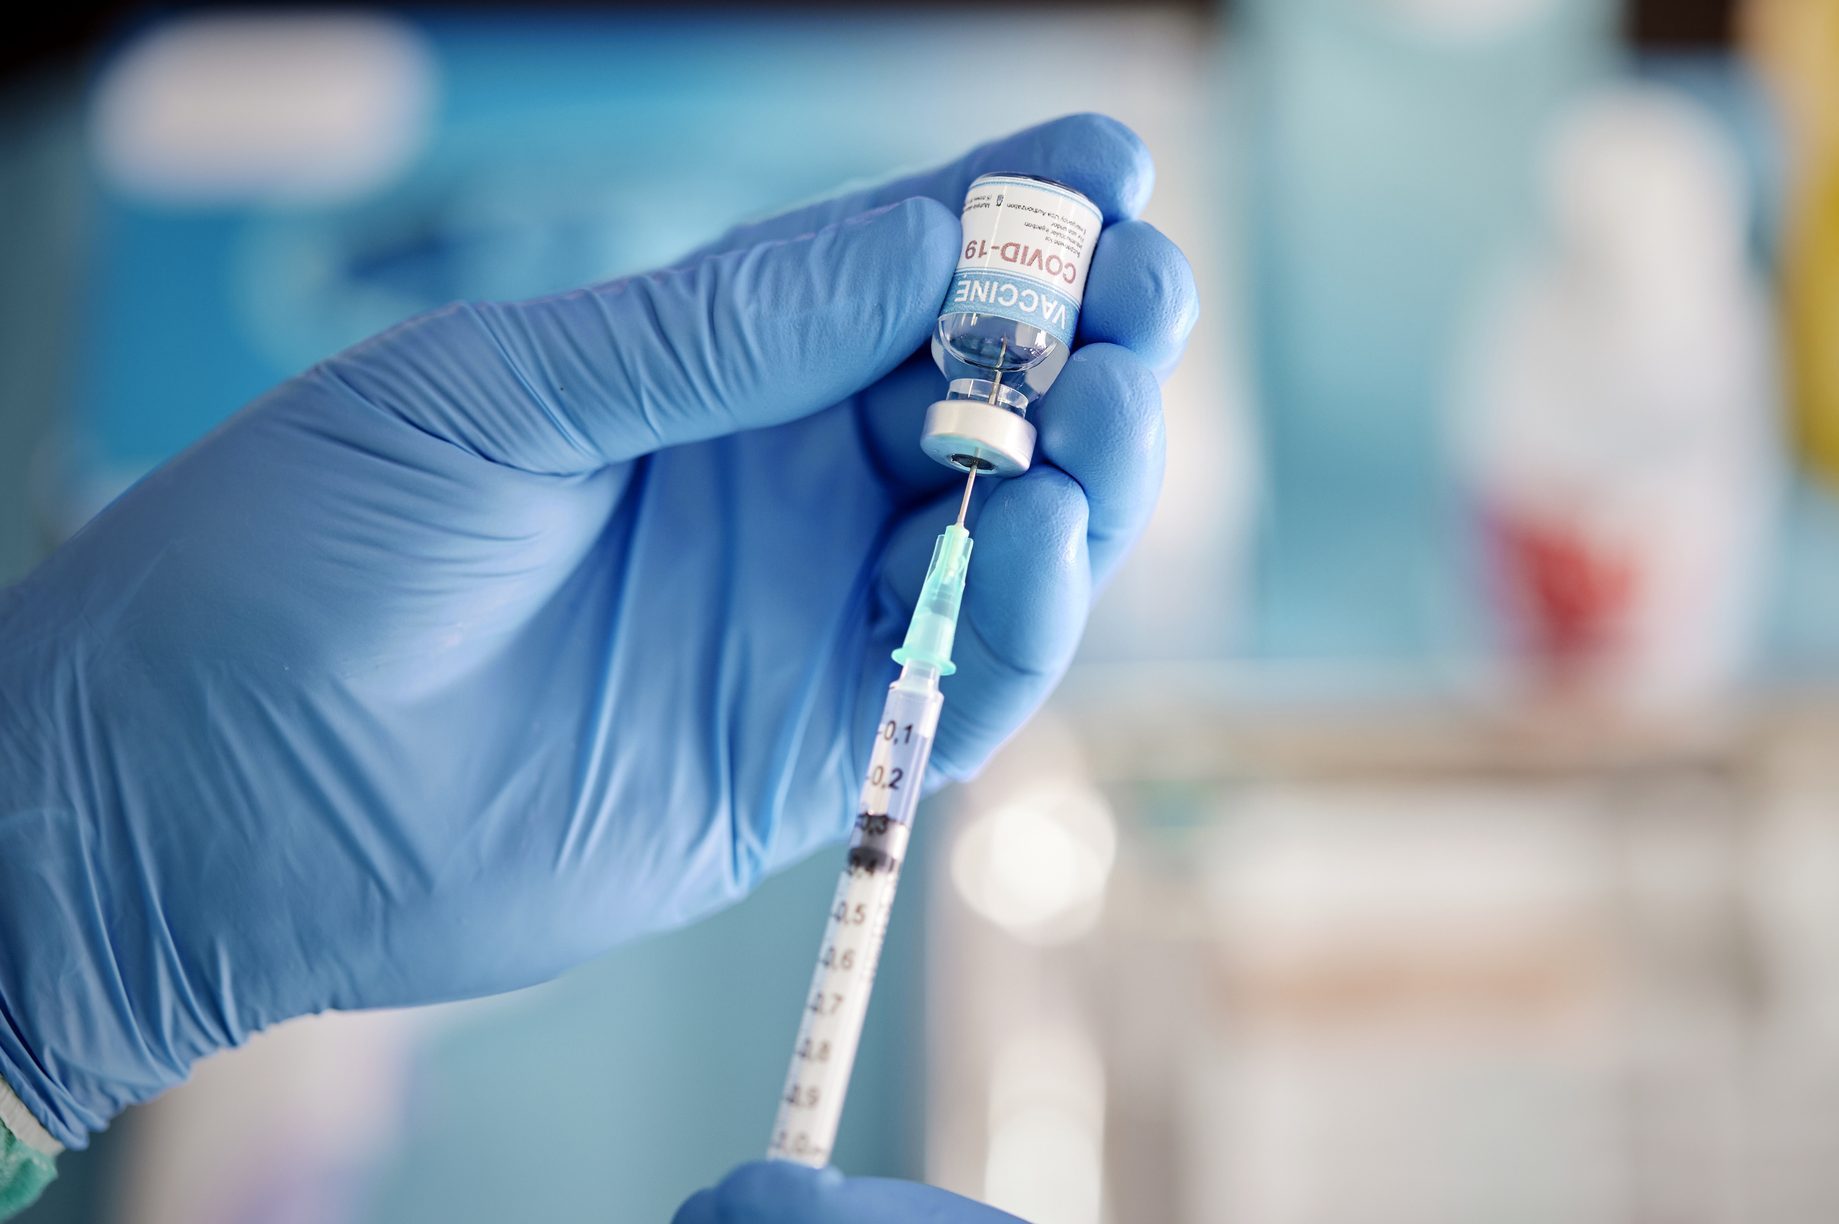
<box><xmin>766</xmin><ymin>677</ymin><xmax>942</xmax><ymax>1167</ymax></box>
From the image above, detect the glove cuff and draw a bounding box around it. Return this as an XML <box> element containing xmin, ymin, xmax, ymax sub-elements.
<box><xmin>0</xmin><ymin>1076</ymin><xmax>58</xmax><ymax>1218</ymax></box>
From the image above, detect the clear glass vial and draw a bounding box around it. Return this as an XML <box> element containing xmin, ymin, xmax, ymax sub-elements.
<box><xmin>923</xmin><ymin>173</ymin><xmax>1102</xmax><ymax>477</ymax></box>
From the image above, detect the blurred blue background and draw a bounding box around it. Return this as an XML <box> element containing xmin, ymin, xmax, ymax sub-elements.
<box><xmin>6</xmin><ymin>2</ymin><xmax>1839</xmax><ymax>1222</ymax></box>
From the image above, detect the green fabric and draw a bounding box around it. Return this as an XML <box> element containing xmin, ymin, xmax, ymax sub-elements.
<box><xmin>0</xmin><ymin>1120</ymin><xmax>56</xmax><ymax>1218</ymax></box>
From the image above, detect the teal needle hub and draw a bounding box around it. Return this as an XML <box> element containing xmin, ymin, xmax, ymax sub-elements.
<box><xmin>892</xmin><ymin>524</ymin><xmax>974</xmax><ymax>675</ymax></box>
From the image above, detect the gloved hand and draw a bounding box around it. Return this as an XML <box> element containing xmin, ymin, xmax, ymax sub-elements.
<box><xmin>0</xmin><ymin>113</ymin><xmax>1197</xmax><ymax>1149</ymax></box>
<box><xmin>674</xmin><ymin>1162</ymin><xmax>1023</xmax><ymax>1224</ymax></box>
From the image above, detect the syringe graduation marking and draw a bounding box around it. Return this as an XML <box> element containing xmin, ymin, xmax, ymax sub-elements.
<box><xmin>767</xmin><ymin>668</ymin><xmax>942</xmax><ymax>1167</ymax></box>
<box><xmin>769</xmin><ymin>510</ymin><xmax>971</xmax><ymax>1167</ymax></box>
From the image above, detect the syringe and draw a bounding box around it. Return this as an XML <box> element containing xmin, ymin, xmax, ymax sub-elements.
<box><xmin>766</xmin><ymin>474</ymin><xmax>977</xmax><ymax>1167</ymax></box>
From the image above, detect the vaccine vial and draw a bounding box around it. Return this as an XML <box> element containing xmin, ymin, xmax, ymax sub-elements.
<box><xmin>923</xmin><ymin>173</ymin><xmax>1102</xmax><ymax>476</ymax></box>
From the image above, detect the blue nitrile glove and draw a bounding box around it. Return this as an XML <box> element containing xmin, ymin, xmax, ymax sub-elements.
<box><xmin>0</xmin><ymin>112</ymin><xmax>1197</xmax><ymax>1150</ymax></box>
<box><xmin>674</xmin><ymin>1161</ymin><xmax>1024</xmax><ymax>1224</ymax></box>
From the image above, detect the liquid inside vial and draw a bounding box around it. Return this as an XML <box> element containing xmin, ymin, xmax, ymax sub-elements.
<box><xmin>931</xmin><ymin>173</ymin><xmax>1102</xmax><ymax>416</ymax></box>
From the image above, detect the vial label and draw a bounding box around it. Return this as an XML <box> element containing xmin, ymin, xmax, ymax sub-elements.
<box><xmin>943</xmin><ymin>174</ymin><xmax>1101</xmax><ymax>348</ymax></box>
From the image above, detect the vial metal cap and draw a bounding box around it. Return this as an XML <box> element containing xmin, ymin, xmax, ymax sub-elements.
<box><xmin>920</xmin><ymin>398</ymin><xmax>1037</xmax><ymax>477</ymax></box>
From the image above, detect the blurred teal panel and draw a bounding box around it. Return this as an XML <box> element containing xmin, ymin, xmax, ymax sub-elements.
<box><xmin>359</xmin><ymin>827</ymin><xmax>934</xmax><ymax>1224</ymax></box>
<box><xmin>0</xmin><ymin>80</ymin><xmax>82</xmax><ymax>586</ymax></box>
<box><xmin>1766</xmin><ymin>476</ymin><xmax>1839</xmax><ymax>677</ymax></box>
<box><xmin>1238</xmin><ymin>0</ymin><xmax>1617</xmax><ymax>668</ymax></box>
<box><xmin>60</xmin><ymin>12</ymin><xmax>997</xmax><ymax>528</ymax></box>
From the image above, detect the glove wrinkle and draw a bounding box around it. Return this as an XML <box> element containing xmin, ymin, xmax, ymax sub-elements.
<box><xmin>456</xmin><ymin>300</ymin><xmax>602</xmax><ymax>472</ymax></box>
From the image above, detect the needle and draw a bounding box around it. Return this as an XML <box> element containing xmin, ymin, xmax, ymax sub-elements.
<box><xmin>987</xmin><ymin>338</ymin><xmax>1008</xmax><ymax>405</ymax></box>
<box><xmin>953</xmin><ymin>335</ymin><xmax>1006</xmax><ymax>527</ymax></box>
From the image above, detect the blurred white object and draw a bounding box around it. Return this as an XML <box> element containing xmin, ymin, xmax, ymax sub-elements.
<box><xmin>950</xmin><ymin>780</ymin><xmax>1118</xmax><ymax>946</ymax></box>
<box><xmin>117</xmin><ymin>1010</ymin><xmax>426</xmax><ymax>1224</ymax></box>
<box><xmin>93</xmin><ymin>13</ymin><xmax>433</xmax><ymax>205</ymax></box>
<box><xmin>1457</xmin><ymin>85</ymin><xmax>1782</xmax><ymax>709</ymax></box>
<box><xmin>1381</xmin><ymin>0</ymin><xmax>1568</xmax><ymax>41</ymax></box>
<box><xmin>983</xmin><ymin>1023</ymin><xmax>1109</xmax><ymax>1224</ymax></box>
<box><xmin>1190</xmin><ymin>784</ymin><xmax>1626</xmax><ymax>1224</ymax></box>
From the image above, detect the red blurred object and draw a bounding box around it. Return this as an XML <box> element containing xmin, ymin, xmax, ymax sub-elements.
<box><xmin>1490</xmin><ymin>510</ymin><xmax>1637</xmax><ymax>669</ymax></box>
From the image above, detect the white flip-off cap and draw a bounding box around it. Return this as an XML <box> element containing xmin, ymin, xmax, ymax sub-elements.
<box><xmin>921</xmin><ymin>399</ymin><xmax>1037</xmax><ymax>477</ymax></box>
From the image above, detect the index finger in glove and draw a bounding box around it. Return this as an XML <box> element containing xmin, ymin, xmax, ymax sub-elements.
<box><xmin>855</xmin><ymin>217</ymin><xmax>1195</xmax><ymax>495</ymax></box>
<box><xmin>871</xmin><ymin>343</ymin><xmax>1165</xmax><ymax>779</ymax></box>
